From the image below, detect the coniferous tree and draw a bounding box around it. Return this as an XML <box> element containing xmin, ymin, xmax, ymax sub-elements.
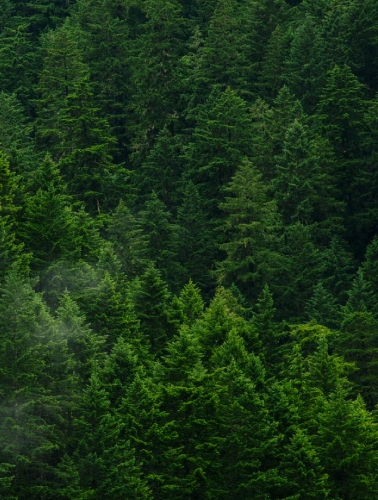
<box><xmin>131</xmin><ymin>265</ymin><xmax>174</xmax><ymax>357</ymax></box>
<box><xmin>139</xmin><ymin>192</ymin><xmax>181</xmax><ymax>287</ymax></box>
<box><xmin>338</xmin><ymin>312</ymin><xmax>378</xmax><ymax>409</ymax></box>
<box><xmin>217</xmin><ymin>158</ymin><xmax>282</xmax><ymax>299</ymax></box>
<box><xmin>306</xmin><ymin>282</ymin><xmax>340</xmax><ymax>329</ymax></box>
<box><xmin>343</xmin><ymin>268</ymin><xmax>378</xmax><ymax>318</ymax></box>
<box><xmin>0</xmin><ymin>268</ymin><xmax>63</xmax><ymax>499</ymax></box>
<box><xmin>107</xmin><ymin>200</ymin><xmax>150</xmax><ymax>279</ymax></box>
<box><xmin>184</xmin><ymin>88</ymin><xmax>254</xmax><ymax>216</ymax></box>
<box><xmin>176</xmin><ymin>181</ymin><xmax>215</xmax><ymax>290</ymax></box>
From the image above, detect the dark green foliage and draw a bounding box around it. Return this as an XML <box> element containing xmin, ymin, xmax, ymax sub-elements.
<box><xmin>217</xmin><ymin>158</ymin><xmax>282</xmax><ymax>298</ymax></box>
<box><xmin>343</xmin><ymin>268</ymin><xmax>378</xmax><ymax>317</ymax></box>
<box><xmin>0</xmin><ymin>91</ymin><xmax>35</xmax><ymax>173</ymax></box>
<box><xmin>72</xmin><ymin>0</ymin><xmax>131</xmax><ymax>154</ymax></box>
<box><xmin>128</xmin><ymin>0</ymin><xmax>186</xmax><ymax>161</ymax></box>
<box><xmin>107</xmin><ymin>200</ymin><xmax>150</xmax><ymax>279</ymax></box>
<box><xmin>2</xmin><ymin>0</ymin><xmax>378</xmax><ymax>497</ymax></box>
<box><xmin>139</xmin><ymin>191</ymin><xmax>181</xmax><ymax>287</ymax></box>
<box><xmin>338</xmin><ymin>312</ymin><xmax>378</xmax><ymax>409</ymax></box>
<box><xmin>184</xmin><ymin>88</ymin><xmax>254</xmax><ymax>215</ymax></box>
<box><xmin>176</xmin><ymin>181</ymin><xmax>215</xmax><ymax>290</ymax></box>
<box><xmin>306</xmin><ymin>282</ymin><xmax>340</xmax><ymax>329</ymax></box>
<box><xmin>131</xmin><ymin>265</ymin><xmax>174</xmax><ymax>356</ymax></box>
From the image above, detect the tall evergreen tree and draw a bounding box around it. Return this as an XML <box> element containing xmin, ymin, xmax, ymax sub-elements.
<box><xmin>217</xmin><ymin>158</ymin><xmax>282</xmax><ymax>299</ymax></box>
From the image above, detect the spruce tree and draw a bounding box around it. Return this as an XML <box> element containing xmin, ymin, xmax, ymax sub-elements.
<box><xmin>217</xmin><ymin>158</ymin><xmax>282</xmax><ymax>299</ymax></box>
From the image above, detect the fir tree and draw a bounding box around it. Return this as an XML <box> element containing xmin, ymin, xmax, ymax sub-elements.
<box><xmin>217</xmin><ymin>158</ymin><xmax>282</xmax><ymax>299</ymax></box>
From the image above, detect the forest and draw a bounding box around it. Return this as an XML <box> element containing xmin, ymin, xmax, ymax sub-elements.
<box><xmin>1</xmin><ymin>0</ymin><xmax>378</xmax><ymax>498</ymax></box>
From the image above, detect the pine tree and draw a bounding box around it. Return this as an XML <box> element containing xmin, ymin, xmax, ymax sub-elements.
<box><xmin>176</xmin><ymin>181</ymin><xmax>215</xmax><ymax>290</ymax></box>
<box><xmin>35</xmin><ymin>20</ymin><xmax>119</xmax><ymax>213</ymax></box>
<box><xmin>20</xmin><ymin>155</ymin><xmax>78</xmax><ymax>271</ymax></box>
<box><xmin>306</xmin><ymin>282</ymin><xmax>340</xmax><ymax>329</ymax></box>
<box><xmin>313</xmin><ymin>390</ymin><xmax>378</xmax><ymax>499</ymax></box>
<box><xmin>82</xmin><ymin>272</ymin><xmax>141</xmax><ymax>353</ymax></box>
<box><xmin>72</xmin><ymin>0</ymin><xmax>131</xmax><ymax>156</ymax></box>
<box><xmin>338</xmin><ymin>312</ymin><xmax>378</xmax><ymax>409</ymax></box>
<box><xmin>128</xmin><ymin>0</ymin><xmax>186</xmax><ymax>162</ymax></box>
<box><xmin>0</xmin><ymin>91</ymin><xmax>35</xmax><ymax>174</ymax></box>
<box><xmin>208</xmin><ymin>358</ymin><xmax>278</xmax><ymax>499</ymax></box>
<box><xmin>343</xmin><ymin>268</ymin><xmax>378</xmax><ymax>317</ymax></box>
<box><xmin>193</xmin><ymin>0</ymin><xmax>259</xmax><ymax>99</ymax></box>
<box><xmin>184</xmin><ymin>88</ymin><xmax>254</xmax><ymax>216</ymax></box>
<box><xmin>217</xmin><ymin>158</ymin><xmax>282</xmax><ymax>299</ymax></box>
<box><xmin>169</xmin><ymin>279</ymin><xmax>204</xmax><ymax>330</ymax></box>
<box><xmin>55</xmin><ymin>291</ymin><xmax>103</xmax><ymax>383</ymax></box>
<box><xmin>0</xmin><ymin>268</ymin><xmax>63</xmax><ymax>499</ymax></box>
<box><xmin>282</xmin><ymin>14</ymin><xmax>328</xmax><ymax>112</ymax></box>
<box><xmin>107</xmin><ymin>200</ymin><xmax>150</xmax><ymax>279</ymax></box>
<box><xmin>158</xmin><ymin>328</ymin><xmax>210</xmax><ymax>495</ymax></box>
<box><xmin>272</xmin><ymin>119</ymin><xmax>343</xmax><ymax>234</ymax></box>
<box><xmin>193</xmin><ymin>287</ymin><xmax>256</xmax><ymax>362</ymax></box>
<box><xmin>131</xmin><ymin>265</ymin><xmax>174</xmax><ymax>357</ymax></box>
<box><xmin>139</xmin><ymin>192</ymin><xmax>181</xmax><ymax>287</ymax></box>
<box><xmin>73</xmin><ymin>370</ymin><xmax>151</xmax><ymax>499</ymax></box>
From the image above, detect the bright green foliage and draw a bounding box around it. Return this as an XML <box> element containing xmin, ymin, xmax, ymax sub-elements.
<box><xmin>118</xmin><ymin>373</ymin><xmax>164</xmax><ymax>497</ymax></box>
<box><xmin>2</xmin><ymin>0</ymin><xmax>378</xmax><ymax>496</ymax></box>
<box><xmin>208</xmin><ymin>359</ymin><xmax>278</xmax><ymax>499</ymax></box>
<box><xmin>193</xmin><ymin>287</ymin><xmax>257</xmax><ymax>361</ymax></box>
<box><xmin>107</xmin><ymin>200</ymin><xmax>150</xmax><ymax>278</ymax></box>
<box><xmin>153</xmin><ymin>327</ymin><xmax>213</xmax><ymax>499</ymax></box>
<box><xmin>170</xmin><ymin>279</ymin><xmax>204</xmax><ymax>330</ymax></box>
<box><xmin>217</xmin><ymin>158</ymin><xmax>282</xmax><ymax>298</ymax></box>
<box><xmin>338</xmin><ymin>312</ymin><xmax>378</xmax><ymax>409</ymax></box>
<box><xmin>313</xmin><ymin>390</ymin><xmax>378</xmax><ymax>499</ymax></box>
<box><xmin>277</xmin><ymin>427</ymin><xmax>329</xmax><ymax>500</ymax></box>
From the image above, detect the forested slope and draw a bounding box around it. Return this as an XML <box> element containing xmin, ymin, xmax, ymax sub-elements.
<box><xmin>2</xmin><ymin>0</ymin><xmax>378</xmax><ymax>498</ymax></box>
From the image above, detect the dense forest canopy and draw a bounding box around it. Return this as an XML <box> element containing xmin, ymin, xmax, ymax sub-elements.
<box><xmin>2</xmin><ymin>0</ymin><xmax>378</xmax><ymax>498</ymax></box>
